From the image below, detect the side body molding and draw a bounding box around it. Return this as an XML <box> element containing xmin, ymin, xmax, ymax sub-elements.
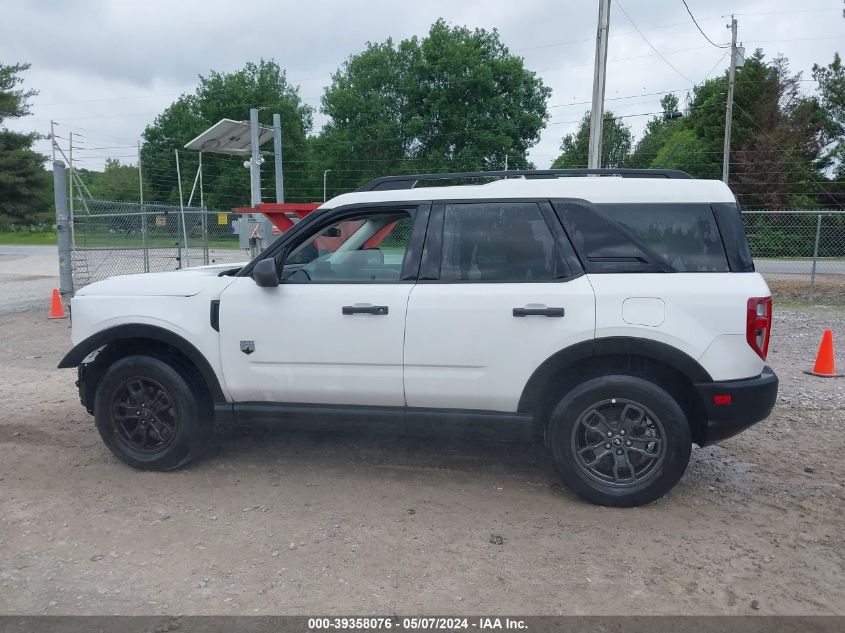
<box><xmin>517</xmin><ymin>336</ymin><xmax>713</xmax><ymax>414</ymax></box>
<box><xmin>57</xmin><ymin>324</ymin><xmax>226</xmax><ymax>402</ymax></box>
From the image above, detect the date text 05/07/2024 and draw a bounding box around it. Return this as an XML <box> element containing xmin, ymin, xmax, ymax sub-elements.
<box><xmin>307</xmin><ymin>617</ymin><xmax>528</xmax><ymax>630</ymax></box>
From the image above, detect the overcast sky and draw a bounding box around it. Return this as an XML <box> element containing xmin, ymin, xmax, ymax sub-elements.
<box><xmin>1</xmin><ymin>0</ymin><xmax>842</xmax><ymax>182</ymax></box>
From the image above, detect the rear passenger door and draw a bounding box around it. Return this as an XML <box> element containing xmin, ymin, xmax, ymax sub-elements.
<box><xmin>403</xmin><ymin>200</ymin><xmax>596</xmax><ymax>413</ymax></box>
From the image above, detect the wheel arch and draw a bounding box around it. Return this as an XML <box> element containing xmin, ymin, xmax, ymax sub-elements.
<box><xmin>58</xmin><ymin>324</ymin><xmax>225</xmax><ymax>403</ymax></box>
<box><xmin>519</xmin><ymin>337</ymin><xmax>712</xmax><ymax>446</ymax></box>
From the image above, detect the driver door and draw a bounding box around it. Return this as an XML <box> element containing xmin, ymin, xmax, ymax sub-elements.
<box><xmin>218</xmin><ymin>205</ymin><xmax>426</xmax><ymax>406</ymax></box>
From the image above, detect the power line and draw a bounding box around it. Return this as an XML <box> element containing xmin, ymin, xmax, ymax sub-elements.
<box><xmin>500</xmin><ymin>7</ymin><xmax>841</xmax><ymax>54</ymax></box>
<box><xmin>704</xmin><ymin>51</ymin><xmax>729</xmax><ymax>79</ymax></box>
<box><xmin>732</xmin><ymin>7</ymin><xmax>844</xmax><ymax>17</ymax></box>
<box><xmin>613</xmin><ymin>0</ymin><xmax>695</xmax><ymax>84</ymax></box>
<box><xmin>682</xmin><ymin>0</ymin><xmax>730</xmax><ymax>48</ymax></box>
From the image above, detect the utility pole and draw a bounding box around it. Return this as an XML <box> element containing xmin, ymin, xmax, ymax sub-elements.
<box><xmin>272</xmin><ymin>112</ymin><xmax>284</xmax><ymax>203</ymax></box>
<box><xmin>722</xmin><ymin>16</ymin><xmax>738</xmax><ymax>184</ymax></box>
<box><xmin>587</xmin><ymin>0</ymin><xmax>611</xmax><ymax>169</ymax></box>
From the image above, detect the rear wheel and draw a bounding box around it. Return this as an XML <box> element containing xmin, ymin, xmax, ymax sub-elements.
<box><xmin>93</xmin><ymin>355</ymin><xmax>209</xmax><ymax>470</ymax></box>
<box><xmin>548</xmin><ymin>375</ymin><xmax>691</xmax><ymax>507</ymax></box>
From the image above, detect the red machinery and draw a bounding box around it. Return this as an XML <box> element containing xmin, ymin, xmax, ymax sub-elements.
<box><xmin>233</xmin><ymin>202</ymin><xmax>321</xmax><ymax>235</ymax></box>
<box><xmin>234</xmin><ymin>202</ymin><xmax>397</xmax><ymax>250</ymax></box>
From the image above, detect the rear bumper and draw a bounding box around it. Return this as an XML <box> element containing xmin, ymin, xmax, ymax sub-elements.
<box><xmin>694</xmin><ymin>366</ymin><xmax>778</xmax><ymax>445</ymax></box>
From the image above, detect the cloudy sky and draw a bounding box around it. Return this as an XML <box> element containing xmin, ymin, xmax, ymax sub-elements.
<box><xmin>2</xmin><ymin>0</ymin><xmax>842</xmax><ymax>180</ymax></box>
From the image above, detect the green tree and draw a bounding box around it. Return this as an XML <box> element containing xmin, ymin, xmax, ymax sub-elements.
<box><xmin>726</xmin><ymin>55</ymin><xmax>830</xmax><ymax>208</ymax></box>
<box><xmin>318</xmin><ymin>19</ymin><xmax>550</xmax><ymax>194</ymax></box>
<box><xmin>651</xmin><ymin>128</ymin><xmax>718</xmax><ymax>178</ymax></box>
<box><xmin>634</xmin><ymin>51</ymin><xmax>831</xmax><ymax>208</ymax></box>
<box><xmin>625</xmin><ymin>94</ymin><xmax>683</xmax><ymax>168</ymax></box>
<box><xmin>141</xmin><ymin>60</ymin><xmax>313</xmax><ymax>209</ymax></box>
<box><xmin>551</xmin><ymin>111</ymin><xmax>632</xmax><ymax>168</ymax></box>
<box><xmin>813</xmin><ymin>53</ymin><xmax>845</xmax><ymax>180</ymax></box>
<box><xmin>86</xmin><ymin>158</ymin><xmax>149</xmax><ymax>201</ymax></box>
<box><xmin>0</xmin><ymin>61</ymin><xmax>51</xmax><ymax>228</ymax></box>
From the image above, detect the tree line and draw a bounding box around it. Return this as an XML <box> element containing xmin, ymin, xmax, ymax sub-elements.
<box><xmin>1</xmin><ymin>17</ymin><xmax>843</xmax><ymax>229</ymax></box>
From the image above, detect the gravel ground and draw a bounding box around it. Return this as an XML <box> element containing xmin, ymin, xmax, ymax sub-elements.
<box><xmin>0</xmin><ymin>305</ymin><xmax>843</xmax><ymax>616</ymax></box>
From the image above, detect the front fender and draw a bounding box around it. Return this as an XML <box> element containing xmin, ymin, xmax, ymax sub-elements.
<box><xmin>58</xmin><ymin>323</ymin><xmax>226</xmax><ymax>402</ymax></box>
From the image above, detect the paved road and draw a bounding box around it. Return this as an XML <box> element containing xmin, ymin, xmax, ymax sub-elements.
<box><xmin>0</xmin><ymin>245</ymin><xmax>59</xmax><ymax>316</ymax></box>
<box><xmin>754</xmin><ymin>258</ymin><xmax>845</xmax><ymax>275</ymax></box>
<box><xmin>0</xmin><ymin>244</ymin><xmax>246</xmax><ymax>316</ymax></box>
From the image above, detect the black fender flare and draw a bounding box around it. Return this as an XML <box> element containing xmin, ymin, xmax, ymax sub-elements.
<box><xmin>517</xmin><ymin>336</ymin><xmax>713</xmax><ymax>414</ymax></box>
<box><xmin>58</xmin><ymin>324</ymin><xmax>226</xmax><ymax>402</ymax></box>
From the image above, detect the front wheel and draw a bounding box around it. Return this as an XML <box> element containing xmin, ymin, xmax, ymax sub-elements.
<box><xmin>548</xmin><ymin>375</ymin><xmax>691</xmax><ymax>507</ymax></box>
<box><xmin>93</xmin><ymin>355</ymin><xmax>209</xmax><ymax>471</ymax></box>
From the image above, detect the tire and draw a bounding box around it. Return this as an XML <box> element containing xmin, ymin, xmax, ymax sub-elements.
<box><xmin>93</xmin><ymin>355</ymin><xmax>210</xmax><ymax>471</ymax></box>
<box><xmin>548</xmin><ymin>375</ymin><xmax>691</xmax><ymax>507</ymax></box>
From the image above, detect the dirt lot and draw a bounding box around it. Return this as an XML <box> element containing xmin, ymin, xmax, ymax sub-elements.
<box><xmin>0</xmin><ymin>305</ymin><xmax>843</xmax><ymax>616</ymax></box>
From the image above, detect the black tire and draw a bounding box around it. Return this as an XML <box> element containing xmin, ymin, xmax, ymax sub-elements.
<box><xmin>548</xmin><ymin>375</ymin><xmax>691</xmax><ymax>507</ymax></box>
<box><xmin>93</xmin><ymin>355</ymin><xmax>210</xmax><ymax>471</ymax></box>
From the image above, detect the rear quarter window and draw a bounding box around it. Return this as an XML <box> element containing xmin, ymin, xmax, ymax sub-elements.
<box><xmin>553</xmin><ymin>201</ymin><xmax>730</xmax><ymax>273</ymax></box>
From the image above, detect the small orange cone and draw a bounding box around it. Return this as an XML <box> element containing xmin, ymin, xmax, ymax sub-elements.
<box><xmin>805</xmin><ymin>330</ymin><xmax>843</xmax><ymax>377</ymax></box>
<box><xmin>48</xmin><ymin>288</ymin><xmax>67</xmax><ymax>319</ymax></box>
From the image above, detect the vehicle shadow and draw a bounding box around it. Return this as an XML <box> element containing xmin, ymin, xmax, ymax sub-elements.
<box><xmin>207</xmin><ymin>417</ymin><xmax>564</xmax><ymax>489</ymax></box>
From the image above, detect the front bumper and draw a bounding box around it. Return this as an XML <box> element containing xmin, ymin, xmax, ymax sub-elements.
<box><xmin>694</xmin><ymin>366</ymin><xmax>778</xmax><ymax>445</ymax></box>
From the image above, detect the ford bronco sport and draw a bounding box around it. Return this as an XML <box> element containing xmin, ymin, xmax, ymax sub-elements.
<box><xmin>59</xmin><ymin>168</ymin><xmax>778</xmax><ymax>507</ymax></box>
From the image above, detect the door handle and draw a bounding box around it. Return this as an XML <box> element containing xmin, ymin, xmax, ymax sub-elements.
<box><xmin>342</xmin><ymin>305</ymin><xmax>389</xmax><ymax>315</ymax></box>
<box><xmin>513</xmin><ymin>306</ymin><xmax>565</xmax><ymax>317</ymax></box>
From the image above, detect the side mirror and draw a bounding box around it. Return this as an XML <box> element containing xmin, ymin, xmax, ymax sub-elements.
<box><xmin>323</xmin><ymin>226</ymin><xmax>342</xmax><ymax>238</ymax></box>
<box><xmin>252</xmin><ymin>258</ymin><xmax>279</xmax><ymax>287</ymax></box>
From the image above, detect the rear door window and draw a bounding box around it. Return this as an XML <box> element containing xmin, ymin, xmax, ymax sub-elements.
<box><xmin>440</xmin><ymin>202</ymin><xmax>563</xmax><ymax>282</ymax></box>
<box><xmin>553</xmin><ymin>201</ymin><xmax>730</xmax><ymax>273</ymax></box>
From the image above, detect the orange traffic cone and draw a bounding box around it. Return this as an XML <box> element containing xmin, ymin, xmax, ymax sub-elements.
<box><xmin>805</xmin><ymin>330</ymin><xmax>843</xmax><ymax>377</ymax></box>
<box><xmin>48</xmin><ymin>288</ymin><xmax>67</xmax><ymax>319</ymax></box>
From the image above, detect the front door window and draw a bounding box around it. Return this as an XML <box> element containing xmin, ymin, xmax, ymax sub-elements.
<box><xmin>282</xmin><ymin>212</ymin><xmax>413</xmax><ymax>283</ymax></box>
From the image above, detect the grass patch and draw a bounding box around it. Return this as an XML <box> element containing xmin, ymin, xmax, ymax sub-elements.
<box><xmin>0</xmin><ymin>231</ymin><xmax>56</xmax><ymax>245</ymax></box>
<box><xmin>767</xmin><ymin>275</ymin><xmax>845</xmax><ymax>306</ymax></box>
<box><xmin>0</xmin><ymin>231</ymin><xmax>241</xmax><ymax>250</ymax></box>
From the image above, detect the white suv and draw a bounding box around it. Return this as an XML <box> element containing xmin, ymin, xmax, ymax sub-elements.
<box><xmin>59</xmin><ymin>169</ymin><xmax>778</xmax><ymax>506</ymax></box>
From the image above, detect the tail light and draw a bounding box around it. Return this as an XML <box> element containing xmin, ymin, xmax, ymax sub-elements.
<box><xmin>746</xmin><ymin>297</ymin><xmax>772</xmax><ymax>360</ymax></box>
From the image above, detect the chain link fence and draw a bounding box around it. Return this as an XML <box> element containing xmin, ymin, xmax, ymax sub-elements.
<box><xmin>69</xmin><ymin>198</ymin><xmax>248</xmax><ymax>289</ymax></box>
<box><xmin>741</xmin><ymin>209</ymin><xmax>845</xmax><ymax>301</ymax></box>
<box><xmin>64</xmin><ymin>195</ymin><xmax>845</xmax><ymax>303</ymax></box>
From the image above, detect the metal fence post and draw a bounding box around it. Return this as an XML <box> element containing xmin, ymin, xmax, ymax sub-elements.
<box><xmin>53</xmin><ymin>161</ymin><xmax>74</xmax><ymax>296</ymax></box>
<box><xmin>202</xmin><ymin>208</ymin><xmax>209</xmax><ymax>265</ymax></box>
<box><xmin>809</xmin><ymin>213</ymin><xmax>822</xmax><ymax>302</ymax></box>
<box><xmin>140</xmin><ymin>202</ymin><xmax>150</xmax><ymax>273</ymax></box>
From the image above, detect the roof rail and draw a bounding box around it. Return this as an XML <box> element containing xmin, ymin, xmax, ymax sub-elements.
<box><xmin>357</xmin><ymin>168</ymin><xmax>693</xmax><ymax>192</ymax></box>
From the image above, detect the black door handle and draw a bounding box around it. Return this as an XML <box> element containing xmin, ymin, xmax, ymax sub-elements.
<box><xmin>342</xmin><ymin>305</ymin><xmax>389</xmax><ymax>315</ymax></box>
<box><xmin>513</xmin><ymin>307</ymin><xmax>565</xmax><ymax>317</ymax></box>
